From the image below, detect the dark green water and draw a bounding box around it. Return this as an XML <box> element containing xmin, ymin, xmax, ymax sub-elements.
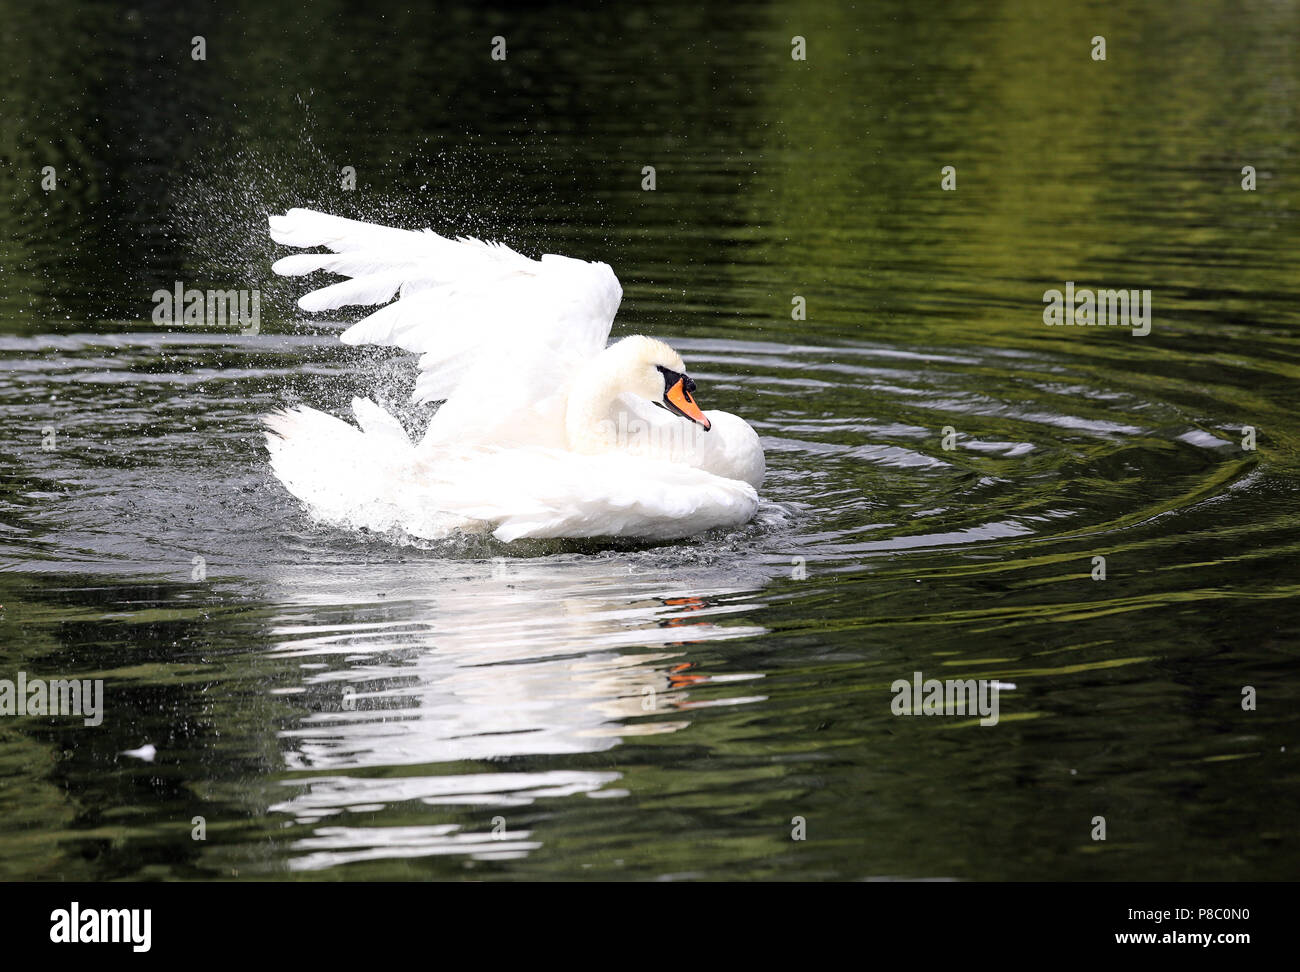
<box><xmin>1</xmin><ymin>0</ymin><xmax>1298</xmax><ymax>880</ymax></box>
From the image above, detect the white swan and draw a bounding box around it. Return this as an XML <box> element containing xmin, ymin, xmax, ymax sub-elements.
<box><xmin>262</xmin><ymin>208</ymin><xmax>765</xmax><ymax>542</ymax></box>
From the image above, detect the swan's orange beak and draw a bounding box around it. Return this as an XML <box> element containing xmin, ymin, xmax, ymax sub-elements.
<box><xmin>665</xmin><ymin>376</ymin><xmax>711</xmax><ymax>431</ymax></box>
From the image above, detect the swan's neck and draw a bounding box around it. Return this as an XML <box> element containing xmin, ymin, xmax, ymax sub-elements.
<box><xmin>565</xmin><ymin>347</ymin><xmax>635</xmax><ymax>454</ymax></box>
<box><xmin>569</xmin><ymin>343</ymin><xmax>670</xmax><ymax>457</ymax></box>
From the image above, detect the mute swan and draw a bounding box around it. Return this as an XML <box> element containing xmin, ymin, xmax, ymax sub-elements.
<box><xmin>262</xmin><ymin>208</ymin><xmax>764</xmax><ymax>542</ymax></box>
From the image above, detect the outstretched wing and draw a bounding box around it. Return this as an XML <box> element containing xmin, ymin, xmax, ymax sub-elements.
<box><xmin>268</xmin><ymin>208</ymin><xmax>622</xmax><ymax>443</ymax></box>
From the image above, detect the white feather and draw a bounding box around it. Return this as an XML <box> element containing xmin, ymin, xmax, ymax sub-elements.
<box><xmin>297</xmin><ymin>275</ymin><xmax>404</xmax><ymax>311</ymax></box>
<box><xmin>267</xmin><ymin>208</ymin><xmax>620</xmax><ymax>420</ymax></box>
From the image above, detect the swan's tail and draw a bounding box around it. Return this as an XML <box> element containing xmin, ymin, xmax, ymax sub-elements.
<box><xmin>263</xmin><ymin>398</ymin><xmax>486</xmax><ymax>538</ymax></box>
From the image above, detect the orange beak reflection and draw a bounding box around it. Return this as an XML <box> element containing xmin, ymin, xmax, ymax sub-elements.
<box><xmin>665</xmin><ymin>377</ymin><xmax>711</xmax><ymax>431</ymax></box>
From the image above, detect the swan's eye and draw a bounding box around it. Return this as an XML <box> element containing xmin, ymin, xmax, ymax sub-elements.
<box><xmin>656</xmin><ymin>364</ymin><xmax>685</xmax><ymax>392</ymax></box>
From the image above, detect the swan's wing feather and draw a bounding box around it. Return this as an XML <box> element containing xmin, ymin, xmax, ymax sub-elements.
<box><xmin>294</xmin><ymin>273</ymin><xmax>406</xmax><ymax>312</ymax></box>
<box><xmin>268</xmin><ymin>209</ymin><xmax>621</xmax><ymax>412</ymax></box>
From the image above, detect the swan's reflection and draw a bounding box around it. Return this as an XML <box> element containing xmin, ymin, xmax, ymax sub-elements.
<box><xmin>260</xmin><ymin>555</ymin><xmax>769</xmax><ymax>871</ymax></box>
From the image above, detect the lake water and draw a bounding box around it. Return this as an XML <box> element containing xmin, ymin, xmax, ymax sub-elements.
<box><xmin>1</xmin><ymin>1</ymin><xmax>1297</xmax><ymax>880</ymax></box>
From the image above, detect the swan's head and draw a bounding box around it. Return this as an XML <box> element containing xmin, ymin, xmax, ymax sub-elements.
<box><xmin>611</xmin><ymin>335</ymin><xmax>711</xmax><ymax>431</ymax></box>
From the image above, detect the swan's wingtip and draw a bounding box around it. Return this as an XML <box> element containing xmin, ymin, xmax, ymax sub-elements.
<box><xmin>268</xmin><ymin>208</ymin><xmax>325</xmax><ymax>244</ymax></box>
